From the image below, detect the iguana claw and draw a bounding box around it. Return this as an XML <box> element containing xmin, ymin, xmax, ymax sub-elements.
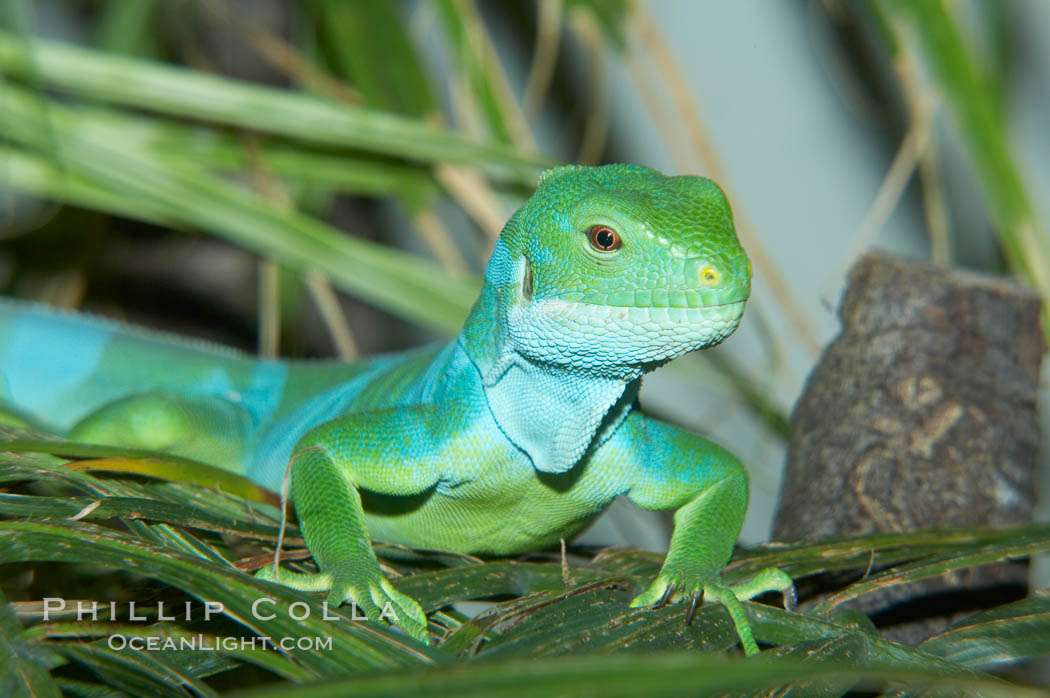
<box><xmin>328</xmin><ymin>576</ymin><xmax>430</xmax><ymax>646</ymax></box>
<box><xmin>630</xmin><ymin>566</ymin><xmax>795</xmax><ymax>656</ymax></box>
<box><xmin>684</xmin><ymin>588</ymin><xmax>703</xmax><ymax>625</ymax></box>
<box><xmin>255</xmin><ymin>565</ymin><xmax>430</xmax><ymax>645</ymax></box>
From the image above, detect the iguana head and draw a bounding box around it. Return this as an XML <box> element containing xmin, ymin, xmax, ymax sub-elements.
<box><xmin>476</xmin><ymin>163</ymin><xmax>751</xmax><ymax>376</ymax></box>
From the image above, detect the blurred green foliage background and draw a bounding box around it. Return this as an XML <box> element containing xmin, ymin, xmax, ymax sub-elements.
<box><xmin>2</xmin><ymin>1</ymin><xmax>1050</xmax><ymax>694</ymax></box>
<box><xmin>0</xmin><ymin>0</ymin><xmax>1045</xmax><ymax>545</ymax></box>
<box><xmin>3</xmin><ymin>0</ymin><xmax>1048</xmax><ymax>548</ymax></box>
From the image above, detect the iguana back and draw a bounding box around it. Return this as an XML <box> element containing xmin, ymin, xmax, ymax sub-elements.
<box><xmin>0</xmin><ymin>299</ymin><xmax>446</xmax><ymax>488</ymax></box>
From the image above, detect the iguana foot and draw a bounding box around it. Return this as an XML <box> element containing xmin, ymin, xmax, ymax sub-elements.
<box><xmin>630</xmin><ymin>566</ymin><xmax>795</xmax><ymax>656</ymax></box>
<box><xmin>255</xmin><ymin>565</ymin><xmax>430</xmax><ymax>645</ymax></box>
<box><xmin>327</xmin><ymin>575</ymin><xmax>429</xmax><ymax>645</ymax></box>
<box><xmin>730</xmin><ymin>566</ymin><xmax>796</xmax><ymax>611</ymax></box>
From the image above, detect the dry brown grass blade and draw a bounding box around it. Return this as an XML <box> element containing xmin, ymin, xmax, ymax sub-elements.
<box><xmin>412</xmin><ymin>206</ymin><xmax>470</xmax><ymax>273</ymax></box>
<box><xmin>198</xmin><ymin>0</ymin><xmax>362</xmax><ymax>102</ymax></box>
<box><xmin>827</xmin><ymin>67</ymin><xmax>937</xmax><ymax>288</ymax></box>
<box><xmin>895</xmin><ymin>40</ymin><xmax>951</xmax><ymax>265</ymax></box>
<box><xmin>244</xmin><ymin>139</ymin><xmax>361</xmax><ymax>358</ymax></box>
<box><xmin>305</xmin><ymin>270</ymin><xmax>360</xmax><ymax>360</ymax></box>
<box><xmin>523</xmin><ymin>0</ymin><xmax>564</xmax><ymax>117</ymax></box>
<box><xmin>258</xmin><ymin>258</ymin><xmax>281</xmax><ymax>358</ymax></box>
<box><xmin>453</xmin><ymin>0</ymin><xmax>537</xmax><ymax>153</ymax></box>
<box><xmin>434</xmin><ymin>163</ymin><xmax>509</xmax><ymax>241</ymax></box>
<box><xmin>569</xmin><ymin>8</ymin><xmax>610</xmax><ymax>166</ymax></box>
<box><xmin>631</xmin><ymin>3</ymin><xmax>822</xmax><ymax>357</ymax></box>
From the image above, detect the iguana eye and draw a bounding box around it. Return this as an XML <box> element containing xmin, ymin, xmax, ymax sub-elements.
<box><xmin>587</xmin><ymin>225</ymin><xmax>621</xmax><ymax>252</ymax></box>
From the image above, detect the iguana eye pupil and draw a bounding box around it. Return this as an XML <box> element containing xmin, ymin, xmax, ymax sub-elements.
<box><xmin>588</xmin><ymin>225</ymin><xmax>621</xmax><ymax>251</ymax></box>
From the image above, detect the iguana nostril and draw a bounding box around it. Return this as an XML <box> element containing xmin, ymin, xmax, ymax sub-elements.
<box><xmin>698</xmin><ymin>264</ymin><xmax>722</xmax><ymax>287</ymax></box>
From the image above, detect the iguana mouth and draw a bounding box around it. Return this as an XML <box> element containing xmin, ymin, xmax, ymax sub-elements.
<box><xmin>549</xmin><ymin>289</ymin><xmax>749</xmax><ymax>309</ymax></box>
<box><xmin>521</xmin><ymin>299</ymin><xmax>746</xmax><ymax>343</ymax></box>
<box><xmin>505</xmin><ymin>298</ymin><xmax>745</xmax><ymax>369</ymax></box>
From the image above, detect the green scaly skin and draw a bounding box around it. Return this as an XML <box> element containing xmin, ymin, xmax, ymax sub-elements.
<box><xmin>0</xmin><ymin>164</ymin><xmax>794</xmax><ymax>654</ymax></box>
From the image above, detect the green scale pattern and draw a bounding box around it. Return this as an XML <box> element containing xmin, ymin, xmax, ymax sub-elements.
<box><xmin>0</xmin><ymin>164</ymin><xmax>793</xmax><ymax>653</ymax></box>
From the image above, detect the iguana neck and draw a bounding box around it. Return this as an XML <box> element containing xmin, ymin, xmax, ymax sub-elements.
<box><xmin>459</xmin><ymin>241</ymin><xmax>639</xmax><ymax>474</ymax></box>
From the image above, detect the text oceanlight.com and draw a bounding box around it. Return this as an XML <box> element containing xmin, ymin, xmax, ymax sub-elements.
<box><xmin>108</xmin><ymin>634</ymin><xmax>333</xmax><ymax>652</ymax></box>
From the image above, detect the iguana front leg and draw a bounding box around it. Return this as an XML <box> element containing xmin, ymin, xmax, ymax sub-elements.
<box><xmin>256</xmin><ymin>406</ymin><xmax>452</xmax><ymax>645</ymax></box>
<box><xmin>608</xmin><ymin>411</ymin><xmax>794</xmax><ymax>656</ymax></box>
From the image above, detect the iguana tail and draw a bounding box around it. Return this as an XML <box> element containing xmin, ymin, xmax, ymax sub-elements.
<box><xmin>0</xmin><ymin>299</ymin><xmax>270</xmax><ymax>431</ymax></box>
<box><xmin>0</xmin><ymin>299</ymin><xmax>321</xmax><ymax>477</ymax></box>
<box><xmin>0</xmin><ymin>299</ymin><xmax>397</xmax><ymax>484</ymax></box>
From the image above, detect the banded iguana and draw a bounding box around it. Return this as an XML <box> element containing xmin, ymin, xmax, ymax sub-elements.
<box><xmin>0</xmin><ymin>164</ymin><xmax>794</xmax><ymax>653</ymax></box>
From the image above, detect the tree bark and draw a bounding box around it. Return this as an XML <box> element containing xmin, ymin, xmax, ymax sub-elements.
<box><xmin>774</xmin><ymin>252</ymin><xmax>1042</xmax><ymax>643</ymax></box>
